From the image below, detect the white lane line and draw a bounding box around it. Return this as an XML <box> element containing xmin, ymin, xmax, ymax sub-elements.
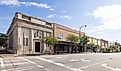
<box><xmin>0</xmin><ymin>58</ymin><xmax>6</xmax><ymax>71</ymax></box>
<box><xmin>36</xmin><ymin>57</ymin><xmax>84</xmax><ymax>71</ymax></box>
<box><xmin>5</xmin><ymin>62</ymin><xmax>29</xmax><ymax>66</ymax></box>
<box><xmin>80</xmin><ymin>59</ymin><xmax>90</xmax><ymax>62</ymax></box>
<box><xmin>80</xmin><ymin>61</ymin><xmax>103</xmax><ymax>69</ymax></box>
<box><xmin>69</xmin><ymin>59</ymin><xmax>78</xmax><ymax>62</ymax></box>
<box><xmin>71</xmin><ymin>68</ymin><xmax>84</xmax><ymax>71</ymax></box>
<box><xmin>19</xmin><ymin>57</ymin><xmax>50</xmax><ymax>71</ymax></box>
<box><xmin>79</xmin><ymin>58</ymin><xmax>113</xmax><ymax>70</ymax></box>
<box><xmin>102</xmin><ymin>63</ymin><xmax>121</xmax><ymax>71</ymax></box>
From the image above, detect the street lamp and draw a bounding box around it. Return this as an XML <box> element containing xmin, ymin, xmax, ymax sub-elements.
<box><xmin>79</xmin><ymin>25</ymin><xmax>86</xmax><ymax>53</ymax></box>
<box><xmin>79</xmin><ymin>25</ymin><xmax>86</xmax><ymax>37</ymax></box>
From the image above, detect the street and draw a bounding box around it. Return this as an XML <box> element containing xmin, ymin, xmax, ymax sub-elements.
<box><xmin>1</xmin><ymin>53</ymin><xmax>121</xmax><ymax>71</ymax></box>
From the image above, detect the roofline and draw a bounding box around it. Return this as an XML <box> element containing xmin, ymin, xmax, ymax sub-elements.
<box><xmin>53</xmin><ymin>23</ymin><xmax>85</xmax><ymax>34</ymax></box>
<box><xmin>15</xmin><ymin>12</ymin><xmax>52</xmax><ymax>23</ymax></box>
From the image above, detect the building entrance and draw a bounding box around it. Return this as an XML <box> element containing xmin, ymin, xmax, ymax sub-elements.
<box><xmin>35</xmin><ymin>42</ymin><xmax>40</xmax><ymax>52</ymax></box>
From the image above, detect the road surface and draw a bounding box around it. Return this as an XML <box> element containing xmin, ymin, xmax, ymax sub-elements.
<box><xmin>1</xmin><ymin>53</ymin><xmax>121</xmax><ymax>71</ymax></box>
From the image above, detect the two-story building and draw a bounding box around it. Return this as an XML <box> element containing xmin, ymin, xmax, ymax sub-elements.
<box><xmin>7</xmin><ymin>12</ymin><xmax>53</xmax><ymax>55</ymax></box>
<box><xmin>53</xmin><ymin>23</ymin><xmax>85</xmax><ymax>54</ymax></box>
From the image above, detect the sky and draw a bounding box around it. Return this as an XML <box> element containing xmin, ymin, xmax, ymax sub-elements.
<box><xmin>0</xmin><ymin>0</ymin><xmax>121</xmax><ymax>43</ymax></box>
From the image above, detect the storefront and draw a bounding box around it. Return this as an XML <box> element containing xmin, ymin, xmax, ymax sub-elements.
<box><xmin>54</xmin><ymin>41</ymin><xmax>84</xmax><ymax>54</ymax></box>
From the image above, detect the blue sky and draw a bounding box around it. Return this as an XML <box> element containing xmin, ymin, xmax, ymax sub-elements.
<box><xmin>1</xmin><ymin>0</ymin><xmax>121</xmax><ymax>43</ymax></box>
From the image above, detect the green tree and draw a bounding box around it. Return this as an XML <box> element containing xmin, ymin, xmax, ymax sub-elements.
<box><xmin>0</xmin><ymin>33</ymin><xmax>7</xmax><ymax>47</ymax></box>
<box><xmin>87</xmin><ymin>43</ymin><xmax>94</xmax><ymax>48</ymax></box>
<box><xmin>93</xmin><ymin>44</ymin><xmax>101</xmax><ymax>52</ymax></box>
<box><xmin>79</xmin><ymin>35</ymin><xmax>89</xmax><ymax>46</ymax></box>
<box><xmin>43</xmin><ymin>37</ymin><xmax>58</xmax><ymax>54</ymax></box>
<box><xmin>87</xmin><ymin>43</ymin><xmax>101</xmax><ymax>53</ymax></box>
<box><xmin>66</xmin><ymin>34</ymin><xmax>79</xmax><ymax>53</ymax></box>
<box><xmin>66</xmin><ymin>34</ymin><xmax>79</xmax><ymax>43</ymax></box>
<box><xmin>79</xmin><ymin>35</ymin><xmax>89</xmax><ymax>52</ymax></box>
<box><xmin>109</xmin><ymin>45</ymin><xmax>117</xmax><ymax>52</ymax></box>
<box><xmin>87</xmin><ymin>43</ymin><xmax>94</xmax><ymax>52</ymax></box>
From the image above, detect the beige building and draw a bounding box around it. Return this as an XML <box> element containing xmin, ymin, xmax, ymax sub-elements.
<box><xmin>88</xmin><ymin>36</ymin><xmax>101</xmax><ymax>46</ymax></box>
<box><xmin>53</xmin><ymin>23</ymin><xmax>85</xmax><ymax>53</ymax></box>
<box><xmin>53</xmin><ymin>23</ymin><xmax>84</xmax><ymax>41</ymax></box>
<box><xmin>7</xmin><ymin>12</ymin><xmax>53</xmax><ymax>54</ymax></box>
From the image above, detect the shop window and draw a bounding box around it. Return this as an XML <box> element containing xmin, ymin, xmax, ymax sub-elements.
<box><xmin>57</xmin><ymin>34</ymin><xmax>64</xmax><ymax>40</ymax></box>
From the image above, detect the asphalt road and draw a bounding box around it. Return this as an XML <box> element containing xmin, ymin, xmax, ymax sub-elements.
<box><xmin>1</xmin><ymin>53</ymin><xmax>121</xmax><ymax>71</ymax></box>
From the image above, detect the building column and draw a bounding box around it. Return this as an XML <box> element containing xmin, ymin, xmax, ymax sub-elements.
<box><xmin>43</xmin><ymin>32</ymin><xmax>47</xmax><ymax>53</ymax></box>
<box><xmin>31</xmin><ymin>29</ymin><xmax>34</xmax><ymax>54</ymax></box>
<box><xmin>17</xmin><ymin>27</ymin><xmax>23</xmax><ymax>55</ymax></box>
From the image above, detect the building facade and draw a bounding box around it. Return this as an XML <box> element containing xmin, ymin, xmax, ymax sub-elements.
<box><xmin>53</xmin><ymin>23</ymin><xmax>85</xmax><ymax>53</ymax></box>
<box><xmin>87</xmin><ymin>36</ymin><xmax>101</xmax><ymax>52</ymax></box>
<box><xmin>88</xmin><ymin>37</ymin><xmax>99</xmax><ymax>45</ymax></box>
<box><xmin>100</xmin><ymin>39</ymin><xmax>108</xmax><ymax>48</ymax></box>
<box><xmin>7</xmin><ymin>12</ymin><xmax>53</xmax><ymax>54</ymax></box>
<box><xmin>7</xmin><ymin>12</ymin><xmax>121</xmax><ymax>54</ymax></box>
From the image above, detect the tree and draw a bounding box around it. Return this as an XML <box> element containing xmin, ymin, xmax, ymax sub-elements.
<box><xmin>79</xmin><ymin>35</ymin><xmax>89</xmax><ymax>46</ymax></box>
<box><xmin>87</xmin><ymin>43</ymin><xmax>94</xmax><ymax>52</ymax></box>
<box><xmin>109</xmin><ymin>45</ymin><xmax>117</xmax><ymax>52</ymax></box>
<box><xmin>93</xmin><ymin>44</ymin><xmax>101</xmax><ymax>53</ymax></box>
<box><xmin>66</xmin><ymin>34</ymin><xmax>79</xmax><ymax>53</ymax></box>
<box><xmin>0</xmin><ymin>33</ymin><xmax>7</xmax><ymax>47</ymax></box>
<box><xmin>87</xmin><ymin>43</ymin><xmax>101</xmax><ymax>53</ymax></box>
<box><xmin>66</xmin><ymin>34</ymin><xmax>79</xmax><ymax>43</ymax></box>
<box><xmin>79</xmin><ymin>35</ymin><xmax>89</xmax><ymax>52</ymax></box>
<box><xmin>43</xmin><ymin>37</ymin><xmax>58</xmax><ymax>54</ymax></box>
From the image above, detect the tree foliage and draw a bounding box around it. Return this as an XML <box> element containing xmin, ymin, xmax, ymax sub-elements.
<box><xmin>109</xmin><ymin>45</ymin><xmax>117</xmax><ymax>52</ymax></box>
<box><xmin>87</xmin><ymin>43</ymin><xmax>100</xmax><ymax>52</ymax></box>
<box><xmin>43</xmin><ymin>37</ymin><xmax>58</xmax><ymax>46</ymax></box>
<box><xmin>66</xmin><ymin>34</ymin><xmax>79</xmax><ymax>43</ymax></box>
<box><xmin>87</xmin><ymin>43</ymin><xmax>94</xmax><ymax>48</ymax></box>
<box><xmin>43</xmin><ymin>37</ymin><xmax>58</xmax><ymax>54</ymax></box>
<box><xmin>101</xmin><ymin>45</ymin><xmax>118</xmax><ymax>53</ymax></box>
<box><xmin>0</xmin><ymin>33</ymin><xmax>7</xmax><ymax>47</ymax></box>
<box><xmin>79</xmin><ymin>35</ymin><xmax>89</xmax><ymax>46</ymax></box>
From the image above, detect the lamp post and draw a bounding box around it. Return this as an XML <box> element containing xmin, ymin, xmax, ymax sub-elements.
<box><xmin>79</xmin><ymin>25</ymin><xmax>86</xmax><ymax>37</ymax></box>
<box><xmin>79</xmin><ymin>25</ymin><xmax>86</xmax><ymax>52</ymax></box>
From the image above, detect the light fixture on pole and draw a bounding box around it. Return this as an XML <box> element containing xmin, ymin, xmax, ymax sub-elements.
<box><xmin>79</xmin><ymin>25</ymin><xmax>87</xmax><ymax>52</ymax></box>
<box><xmin>79</xmin><ymin>25</ymin><xmax>86</xmax><ymax>37</ymax></box>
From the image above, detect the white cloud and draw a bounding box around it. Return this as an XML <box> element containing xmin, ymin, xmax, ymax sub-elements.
<box><xmin>0</xmin><ymin>0</ymin><xmax>54</xmax><ymax>10</ymax></box>
<box><xmin>0</xmin><ymin>0</ymin><xmax>19</xmax><ymax>6</ymax></box>
<box><xmin>20</xmin><ymin>2</ymin><xmax>51</xmax><ymax>9</ymax></box>
<box><xmin>47</xmin><ymin>14</ymin><xmax>55</xmax><ymax>18</ymax></box>
<box><xmin>47</xmin><ymin>14</ymin><xmax>72</xmax><ymax>20</ymax></box>
<box><xmin>86</xmin><ymin>5</ymin><xmax>121</xmax><ymax>43</ymax></box>
<box><xmin>60</xmin><ymin>16</ymin><xmax>72</xmax><ymax>20</ymax></box>
<box><xmin>91</xmin><ymin>5</ymin><xmax>121</xmax><ymax>30</ymax></box>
